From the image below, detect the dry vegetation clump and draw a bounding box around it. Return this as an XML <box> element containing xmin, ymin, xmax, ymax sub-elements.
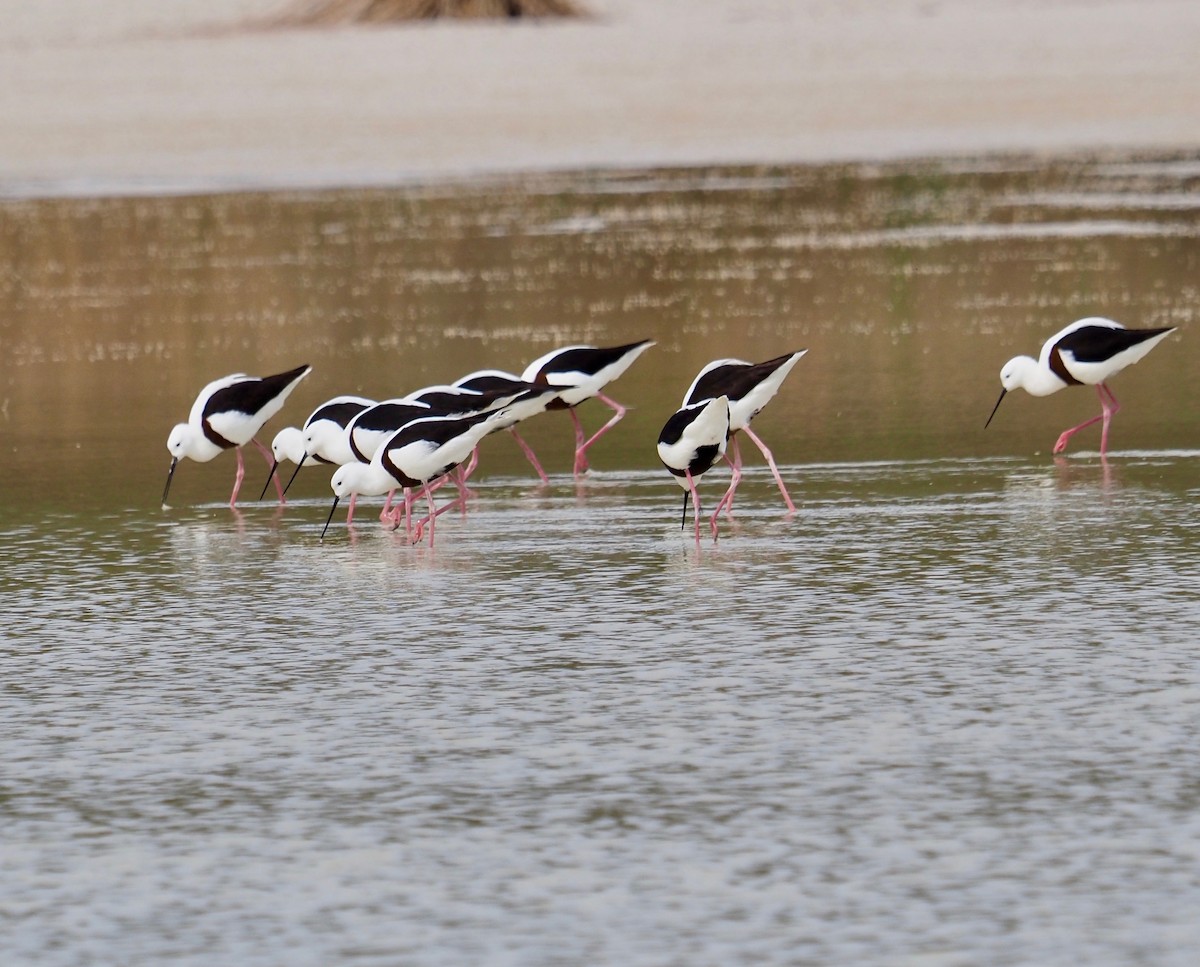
<box><xmin>283</xmin><ymin>0</ymin><xmax>583</xmax><ymax>24</ymax></box>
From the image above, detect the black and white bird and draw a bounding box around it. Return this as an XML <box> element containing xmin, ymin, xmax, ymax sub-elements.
<box><xmin>985</xmin><ymin>317</ymin><xmax>1177</xmax><ymax>455</ymax></box>
<box><xmin>452</xmin><ymin>369</ymin><xmax>562</xmax><ymax>483</ymax></box>
<box><xmin>407</xmin><ymin>379</ymin><xmax>558</xmax><ymax>483</ymax></box>
<box><xmin>657</xmin><ymin>395</ymin><xmax>731</xmax><ymax>543</ymax></box>
<box><xmin>345</xmin><ymin>399</ymin><xmax>437</xmax><ymax>465</ymax></box>
<box><xmin>683</xmin><ymin>350</ymin><xmax>806</xmax><ymax>515</ymax></box>
<box><xmin>292</xmin><ymin>394</ymin><xmax>378</xmax><ymax>480</ymax></box>
<box><xmin>323</xmin><ymin>391</ymin><xmax>556</xmax><ymax>546</ymax></box>
<box><xmin>263</xmin><ymin>395</ymin><xmax>375</xmax><ymax>500</ymax></box>
<box><xmin>163</xmin><ymin>364</ymin><xmax>311</xmax><ymax>508</ymax></box>
<box><xmin>521</xmin><ymin>339</ymin><xmax>655</xmax><ymax>477</ymax></box>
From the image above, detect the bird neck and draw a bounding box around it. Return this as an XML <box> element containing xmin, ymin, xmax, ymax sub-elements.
<box><xmin>1012</xmin><ymin>356</ymin><xmax>1067</xmax><ymax>397</ymax></box>
<box><xmin>182</xmin><ymin>425</ymin><xmax>224</xmax><ymax>463</ymax></box>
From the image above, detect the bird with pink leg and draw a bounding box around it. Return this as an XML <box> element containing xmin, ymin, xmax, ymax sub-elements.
<box><xmin>321</xmin><ymin>388</ymin><xmax>557</xmax><ymax>547</ymax></box>
<box><xmin>657</xmin><ymin>395</ymin><xmax>731</xmax><ymax>544</ymax></box>
<box><xmin>163</xmin><ymin>364</ymin><xmax>311</xmax><ymax>508</ymax></box>
<box><xmin>683</xmin><ymin>350</ymin><xmax>806</xmax><ymax>517</ymax></box>
<box><xmin>985</xmin><ymin>317</ymin><xmax>1177</xmax><ymax>456</ymax></box>
<box><xmin>521</xmin><ymin>339</ymin><xmax>654</xmax><ymax>477</ymax></box>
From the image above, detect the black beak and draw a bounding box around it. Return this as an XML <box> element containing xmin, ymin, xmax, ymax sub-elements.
<box><xmin>680</xmin><ymin>488</ymin><xmax>689</xmax><ymax>530</ymax></box>
<box><xmin>984</xmin><ymin>388</ymin><xmax>1007</xmax><ymax>429</ymax></box>
<box><xmin>162</xmin><ymin>457</ymin><xmax>178</xmax><ymax>506</ymax></box>
<box><xmin>282</xmin><ymin>452</ymin><xmax>309</xmax><ymax>497</ymax></box>
<box><xmin>319</xmin><ymin>495</ymin><xmax>340</xmax><ymax>542</ymax></box>
<box><xmin>257</xmin><ymin>459</ymin><xmax>280</xmax><ymax>501</ymax></box>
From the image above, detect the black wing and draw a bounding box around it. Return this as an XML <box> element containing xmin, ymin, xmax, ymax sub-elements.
<box><xmin>532</xmin><ymin>340</ymin><xmax>652</xmax><ymax>381</ymax></box>
<box><xmin>203</xmin><ymin>364</ymin><xmax>309</xmax><ymax>419</ymax></box>
<box><xmin>307</xmin><ymin>399</ymin><xmax>371</xmax><ymax>429</ymax></box>
<box><xmin>1057</xmin><ymin>326</ymin><xmax>1174</xmax><ymax>364</ymax></box>
<box><xmin>657</xmin><ymin>407</ymin><xmax>697</xmax><ymax>447</ymax></box>
<box><xmin>456</xmin><ymin>374</ymin><xmax>525</xmax><ymax>393</ymax></box>
<box><xmin>385</xmin><ymin>411</ymin><xmax>492</xmax><ymax>451</ymax></box>
<box><xmin>355</xmin><ymin>401</ymin><xmax>432</xmax><ymax>432</ymax></box>
<box><xmin>685</xmin><ymin>353</ymin><xmax>799</xmax><ymax>406</ymax></box>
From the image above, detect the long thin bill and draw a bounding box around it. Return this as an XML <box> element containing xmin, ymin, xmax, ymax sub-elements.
<box><xmin>162</xmin><ymin>457</ymin><xmax>178</xmax><ymax>506</ymax></box>
<box><xmin>257</xmin><ymin>459</ymin><xmax>280</xmax><ymax>501</ymax></box>
<box><xmin>282</xmin><ymin>452</ymin><xmax>309</xmax><ymax>497</ymax></box>
<box><xmin>679</xmin><ymin>487</ymin><xmax>689</xmax><ymax>530</ymax></box>
<box><xmin>319</xmin><ymin>496</ymin><xmax>340</xmax><ymax>542</ymax></box>
<box><xmin>984</xmin><ymin>388</ymin><xmax>1007</xmax><ymax>429</ymax></box>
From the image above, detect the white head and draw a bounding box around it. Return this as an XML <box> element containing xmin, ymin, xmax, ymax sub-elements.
<box><xmin>163</xmin><ymin>423</ymin><xmax>223</xmax><ymax>505</ymax></box>
<box><xmin>998</xmin><ymin>355</ymin><xmax>1036</xmax><ymax>393</ymax></box>
<box><xmin>986</xmin><ymin>354</ymin><xmax>1063</xmax><ymax>430</ymax></box>
<box><xmin>271</xmin><ymin>426</ymin><xmax>307</xmax><ymax>465</ymax></box>
<box><xmin>303</xmin><ymin>421</ymin><xmax>357</xmax><ymax>465</ymax></box>
<box><xmin>166</xmin><ymin>423</ymin><xmax>221</xmax><ymax>464</ymax></box>
<box><xmin>320</xmin><ymin>461</ymin><xmax>394</xmax><ymax>541</ymax></box>
<box><xmin>999</xmin><ymin>354</ymin><xmax>1065</xmax><ymax>398</ymax></box>
<box><xmin>330</xmin><ymin>461</ymin><xmax>394</xmax><ymax>499</ymax></box>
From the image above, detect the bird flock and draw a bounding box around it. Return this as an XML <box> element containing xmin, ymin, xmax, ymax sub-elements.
<box><xmin>163</xmin><ymin>316</ymin><xmax>1178</xmax><ymax>544</ymax></box>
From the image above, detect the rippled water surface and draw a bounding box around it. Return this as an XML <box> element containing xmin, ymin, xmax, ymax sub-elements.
<box><xmin>3</xmin><ymin>155</ymin><xmax>1200</xmax><ymax>965</ymax></box>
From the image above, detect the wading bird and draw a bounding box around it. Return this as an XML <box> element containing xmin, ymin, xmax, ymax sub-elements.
<box><xmin>657</xmin><ymin>395</ymin><xmax>731</xmax><ymax>543</ymax></box>
<box><xmin>164</xmin><ymin>364</ymin><xmax>310</xmax><ymax>508</ymax></box>
<box><xmin>985</xmin><ymin>317</ymin><xmax>1176</xmax><ymax>455</ymax></box>
<box><xmin>263</xmin><ymin>395</ymin><xmax>374</xmax><ymax>500</ymax></box>
<box><xmin>683</xmin><ymin>350</ymin><xmax>806</xmax><ymax>515</ymax></box>
<box><xmin>521</xmin><ymin>339</ymin><xmax>654</xmax><ymax>477</ymax></box>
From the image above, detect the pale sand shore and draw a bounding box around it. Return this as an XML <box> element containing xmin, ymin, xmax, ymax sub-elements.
<box><xmin>2</xmin><ymin>0</ymin><xmax>1199</xmax><ymax>197</ymax></box>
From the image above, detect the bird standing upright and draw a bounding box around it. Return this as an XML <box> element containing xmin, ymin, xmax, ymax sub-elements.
<box><xmin>985</xmin><ymin>317</ymin><xmax>1176</xmax><ymax>455</ymax></box>
<box><xmin>164</xmin><ymin>364</ymin><xmax>311</xmax><ymax>508</ymax></box>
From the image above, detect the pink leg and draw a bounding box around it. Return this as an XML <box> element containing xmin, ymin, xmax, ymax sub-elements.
<box><xmin>461</xmin><ymin>446</ymin><xmax>480</xmax><ymax>482</ymax></box>
<box><xmin>685</xmin><ymin>470</ymin><xmax>702</xmax><ymax>544</ymax></box>
<box><xmin>250</xmin><ymin>437</ymin><xmax>286</xmax><ymax>504</ymax></box>
<box><xmin>380</xmin><ymin>489</ymin><xmax>395</xmax><ymax>523</ymax></box>
<box><xmin>452</xmin><ymin>464</ymin><xmax>477</xmax><ymax>502</ymax></box>
<box><xmin>713</xmin><ymin>435</ymin><xmax>744</xmax><ymax>519</ymax></box>
<box><xmin>410</xmin><ymin>480</ymin><xmax>471</xmax><ymax>543</ymax></box>
<box><xmin>387</xmin><ymin>487</ymin><xmax>414</xmax><ymax>535</ymax></box>
<box><xmin>1053</xmin><ymin>385</ymin><xmax>1118</xmax><ymax>455</ymax></box>
<box><xmin>742</xmin><ymin>425</ymin><xmax>796</xmax><ymax>514</ymax></box>
<box><xmin>568</xmin><ymin>407</ymin><xmax>589</xmax><ymax>476</ymax></box>
<box><xmin>1098</xmin><ymin>383</ymin><xmax>1121</xmax><ymax>456</ymax></box>
<box><xmin>510</xmin><ymin>428</ymin><xmax>549</xmax><ymax>484</ymax></box>
<box><xmin>454</xmin><ymin>474</ymin><xmax>470</xmax><ymax>517</ymax></box>
<box><xmin>345</xmin><ymin>493</ymin><xmax>358</xmax><ymax>524</ymax></box>
<box><xmin>425</xmin><ymin>485</ymin><xmax>438</xmax><ymax>547</ymax></box>
<box><xmin>228</xmin><ymin>447</ymin><xmax>246</xmax><ymax>507</ymax></box>
<box><xmin>572</xmin><ymin>392</ymin><xmax>627</xmax><ymax>477</ymax></box>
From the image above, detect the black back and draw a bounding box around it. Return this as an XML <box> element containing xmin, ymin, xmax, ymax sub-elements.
<box><xmin>379</xmin><ymin>411</ymin><xmax>493</xmax><ymax>486</ymax></box>
<box><xmin>657</xmin><ymin>407</ymin><xmax>698</xmax><ymax>447</ymax></box>
<box><xmin>203</xmin><ymin>364</ymin><xmax>310</xmax><ymax>420</ymax></box>
<box><xmin>658</xmin><ymin>402</ymin><xmax>728</xmax><ymax>478</ymax></box>
<box><xmin>347</xmin><ymin>401</ymin><xmax>432</xmax><ymax>462</ymax></box>
<box><xmin>408</xmin><ymin>386</ymin><xmax>528</xmax><ymax>415</ymax></box>
<box><xmin>685</xmin><ymin>353</ymin><xmax>798</xmax><ymax>406</ymax></box>
<box><xmin>530</xmin><ymin>340</ymin><xmax>652</xmax><ymax>381</ymax></box>
<box><xmin>307</xmin><ymin>399</ymin><xmax>371</xmax><ymax>429</ymax></box>
<box><xmin>456</xmin><ymin>373</ymin><xmax>526</xmax><ymax>393</ymax></box>
<box><xmin>1057</xmin><ymin>325</ymin><xmax>1174</xmax><ymax>363</ymax></box>
<box><xmin>354</xmin><ymin>401</ymin><xmax>433</xmax><ymax>433</ymax></box>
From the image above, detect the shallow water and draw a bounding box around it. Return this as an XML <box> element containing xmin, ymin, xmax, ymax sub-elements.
<box><xmin>3</xmin><ymin>155</ymin><xmax>1200</xmax><ymax>965</ymax></box>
